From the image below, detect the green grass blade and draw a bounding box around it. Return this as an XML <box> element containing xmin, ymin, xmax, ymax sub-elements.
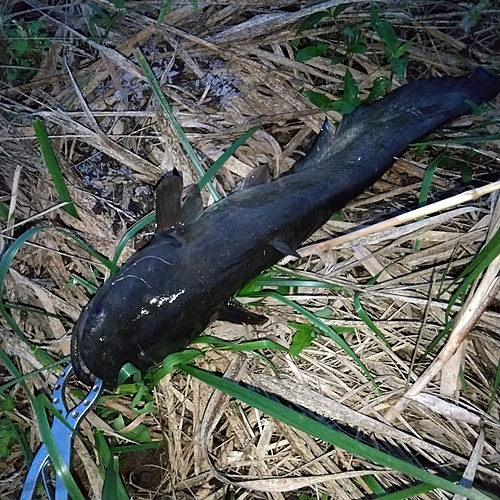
<box><xmin>68</xmin><ymin>274</ymin><xmax>98</xmax><ymax>294</ymax></box>
<box><xmin>488</xmin><ymin>358</ymin><xmax>500</xmax><ymax>413</ymax></box>
<box><xmin>193</xmin><ymin>336</ymin><xmax>286</xmax><ymax>371</ymax></box>
<box><xmin>113</xmin><ymin>440</ymin><xmax>165</xmax><ymax>454</ymax></box>
<box><xmin>194</xmin><ymin>336</ymin><xmax>287</xmax><ymax>353</ymax></box>
<box><xmin>452</xmin><ymin>228</ymin><xmax>500</xmax><ymax>285</ymax></box>
<box><xmin>147</xmin><ymin>349</ymin><xmax>203</xmax><ymax>388</ymax></box>
<box><xmin>0</xmin><ymin>345</ymin><xmax>36</xmax><ymax>466</ymax></box>
<box><xmin>289</xmin><ymin>321</ymin><xmax>316</xmax><ymax>355</ymax></box>
<box><xmin>156</xmin><ymin>0</ymin><xmax>172</xmax><ymax>26</ymax></box>
<box><xmin>363</xmin><ymin>473</ymin><xmax>386</xmax><ymax>495</ymax></box>
<box><xmin>60</xmin><ymin>229</ymin><xmax>114</xmax><ymax>269</ymax></box>
<box><xmin>102</xmin><ymin>456</ymin><xmax>129</xmax><ymax>500</ymax></box>
<box><xmin>413</xmin><ymin>151</ymin><xmax>445</xmax><ymax>251</ymax></box>
<box><xmin>0</xmin><ymin>201</ymin><xmax>9</xmax><ymax>220</ymax></box>
<box><xmin>419</xmin><ymin>321</ymin><xmax>453</xmax><ymax>361</ymax></box>
<box><xmin>240</xmin><ymin>267</ymin><xmax>344</xmax><ymax>294</ymax></box>
<box><xmin>418</xmin><ymin>150</ymin><xmax>445</xmax><ymax>209</ymax></box>
<box><xmin>110</xmin><ymin>211</ymin><xmax>155</xmax><ymax>272</ymax></box>
<box><xmin>95</xmin><ymin>430</ymin><xmax>130</xmax><ymax>500</ymax></box>
<box><xmin>263</xmin><ymin>291</ymin><xmax>375</xmax><ymax>385</ymax></box>
<box><xmin>415</xmin><ymin>133</ymin><xmax>500</xmax><ymax>147</ymax></box>
<box><xmin>0</xmin><ymin>359</ymin><xmax>68</xmax><ymax>393</ymax></box>
<box><xmin>421</xmin><ymin>229</ymin><xmax>500</xmax><ymax>361</ymax></box>
<box><xmin>353</xmin><ymin>266</ymin><xmax>397</xmax><ymax>347</ymax></box>
<box><xmin>0</xmin><ymin>344</ymin><xmax>32</xmax><ymax>395</ymax></box>
<box><xmin>0</xmin><ymin>411</ymin><xmax>31</xmax><ymax>464</ymax></box>
<box><xmin>0</xmin><ymin>225</ymin><xmax>112</xmax><ymax>347</ymax></box>
<box><xmin>2</xmin><ymin>302</ymin><xmax>65</xmax><ymax>319</ymax></box>
<box><xmin>445</xmin><ymin>227</ymin><xmax>500</xmax><ymax>320</ymax></box>
<box><xmin>249</xmin><ymin>276</ymin><xmax>341</xmax><ymax>290</ymax></box>
<box><xmin>377</xmin><ymin>480</ymin><xmax>448</xmax><ymax>499</ymax></box>
<box><xmin>376</xmin><ymin>471</ymin><xmax>497</xmax><ymax>500</ymax></box>
<box><xmin>94</xmin><ymin>429</ymin><xmax>111</xmax><ymax>464</ymax></box>
<box><xmin>354</xmin><ymin>292</ymin><xmax>389</xmax><ymax>346</ymax></box>
<box><xmin>0</xmin><ymin>226</ymin><xmax>51</xmax><ymax>342</ymax></box>
<box><xmin>32</xmin><ymin>119</ymin><xmax>79</xmax><ymax>220</ymax></box>
<box><xmin>134</xmin><ymin>48</ymin><xmax>220</xmax><ymax>201</ymax></box>
<box><xmin>197</xmin><ymin>126</ymin><xmax>259</xmax><ymax>192</ymax></box>
<box><xmin>180</xmin><ymin>365</ymin><xmax>490</xmax><ymax>500</ymax></box>
<box><xmin>32</xmin><ymin>395</ymin><xmax>86</xmax><ymax>500</ymax></box>
<box><xmin>130</xmin><ymin>382</ymin><xmax>155</xmax><ymax>414</ymax></box>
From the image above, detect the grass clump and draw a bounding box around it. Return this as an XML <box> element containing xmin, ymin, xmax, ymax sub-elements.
<box><xmin>1</xmin><ymin>17</ymin><xmax>51</xmax><ymax>84</ymax></box>
<box><xmin>1</xmin><ymin>1</ymin><xmax>500</xmax><ymax>499</ymax></box>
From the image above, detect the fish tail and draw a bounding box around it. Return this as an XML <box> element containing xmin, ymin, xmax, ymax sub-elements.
<box><xmin>290</xmin><ymin>69</ymin><xmax>499</xmax><ymax>180</ymax></box>
<box><xmin>333</xmin><ymin>68</ymin><xmax>500</xmax><ymax>164</ymax></box>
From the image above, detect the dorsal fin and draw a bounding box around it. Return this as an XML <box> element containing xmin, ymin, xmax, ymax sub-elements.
<box><xmin>155</xmin><ymin>169</ymin><xmax>183</xmax><ymax>234</ymax></box>
<box><xmin>288</xmin><ymin>119</ymin><xmax>335</xmax><ymax>174</ymax></box>
<box><xmin>179</xmin><ymin>185</ymin><xmax>203</xmax><ymax>225</ymax></box>
<box><xmin>241</xmin><ymin>163</ymin><xmax>270</xmax><ymax>190</ymax></box>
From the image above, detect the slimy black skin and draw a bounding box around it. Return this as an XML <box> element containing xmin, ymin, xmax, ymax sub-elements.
<box><xmin>71</xmin><ymin>68</ymin><xmax>500</xmax><ymax>386</ymax></box>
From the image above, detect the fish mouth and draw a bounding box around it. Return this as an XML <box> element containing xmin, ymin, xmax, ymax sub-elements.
<box><xmin>71</xmin><ymin>328</ymin><xmax>97</xmax><ymax>387</ymax></box>
<box><xmin>71</xmin><ymin>307</ymin><xmax>121</xmax><ymax>388</ymax></box>
<box><xmin>71</xmin><ymin>304</ymin><xmax>102</xmax><ymax>386</ymax></box>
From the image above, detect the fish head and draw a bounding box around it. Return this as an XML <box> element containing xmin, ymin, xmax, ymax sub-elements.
<box><xmin>71</xmin><ymin>239</ymin><xmax>191</xmax><ymax>385</ymax></box>
<box><xmin>71</xmin><ymin>294</ymin><xmax>123</xmax><ymax>386</ymax></box>
<box><xmin>70</xmin><ymin>277</ymin><xmax>151</xmax><ymax>386</ymax></box>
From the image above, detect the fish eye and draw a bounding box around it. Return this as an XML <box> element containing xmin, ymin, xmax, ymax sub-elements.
<box><xmin>93</xmin><ymin>307</ymin><xmax>106</xmax><ymax>321</ymax></box>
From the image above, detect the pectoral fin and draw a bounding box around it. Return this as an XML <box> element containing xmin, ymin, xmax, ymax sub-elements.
<box><xmin>270</xmin><ymin>240</ymin><xmax>301</xmax><ymax>258</ymax></box>
<box><xmin>218</xmin><ymin>301</ymin><xmax>268</xmax><ymax>325</ymax></box>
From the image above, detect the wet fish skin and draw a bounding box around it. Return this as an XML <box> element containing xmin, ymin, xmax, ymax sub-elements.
<box><xmin>71</xmin><ymin>68</ymin><xmax>500</xmax><ymax>386</ymax></box>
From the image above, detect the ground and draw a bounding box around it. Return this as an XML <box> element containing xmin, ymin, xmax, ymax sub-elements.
<box><xmin>1</xmin><ymin>1</ymin><xmax>500</xmax><ymax>499</ymax></box>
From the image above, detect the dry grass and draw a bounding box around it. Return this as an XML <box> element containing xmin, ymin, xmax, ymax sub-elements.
<box><xmin>1</xmin><ymin>1</ymin><xmax>500</xmax><ymax>499</ymax></box>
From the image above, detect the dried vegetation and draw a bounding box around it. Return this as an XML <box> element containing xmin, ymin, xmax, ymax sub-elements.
<box><xmin>1</xmin><ymin>0</ymin><xmax>500</xmax><ymax>499</ymax></box>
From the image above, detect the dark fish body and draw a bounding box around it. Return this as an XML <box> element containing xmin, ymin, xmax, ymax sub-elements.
<box><xmin>72</xmin><ymin>69</ymin><xmax>500</xmax><ymax>385</ymax></box>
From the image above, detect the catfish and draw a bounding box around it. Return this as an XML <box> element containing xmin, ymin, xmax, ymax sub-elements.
<box><xmin>72</xmin><ymin>68</ymin><xmax>500</xmax><ymax>386</ymax></box>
